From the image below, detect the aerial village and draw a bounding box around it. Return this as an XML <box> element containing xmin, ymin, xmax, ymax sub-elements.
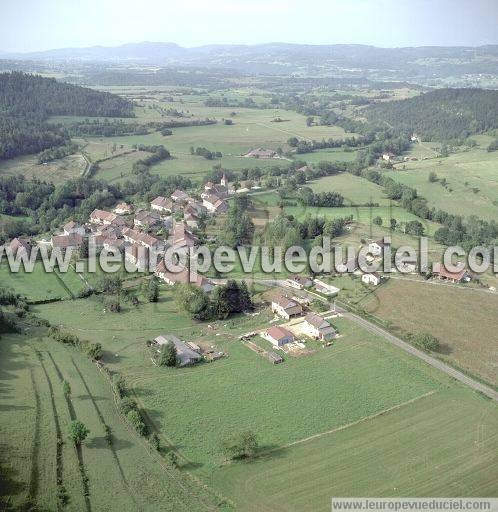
<box><xmin>5</xmin><ymin>170</ymin><xmax>472</xmax><ymax>367</ymax></box>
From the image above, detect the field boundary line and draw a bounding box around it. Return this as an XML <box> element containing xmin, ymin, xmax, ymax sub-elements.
<box><xmin>69</xmin><ymin>357</ymin><xmax>140</xmax><ymax>509</ymax></box>
<box><xmin>95</xmin><ymin>363</ymin><xmax>224</xmax><ymax>512</ymax></box>
<box><xmin>263</xmin><ymin>390</ymin><xmax>437</xmax><ymax>453</ymax></box>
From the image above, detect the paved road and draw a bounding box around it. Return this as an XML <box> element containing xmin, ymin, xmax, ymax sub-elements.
<box><xmin>246</xmin><ymin>277</ymin><xmax>498</xmax><ymax>404</ymax></box>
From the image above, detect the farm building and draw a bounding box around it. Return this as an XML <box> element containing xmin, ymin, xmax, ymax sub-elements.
<box><xmin>203</xmin><ymin>194</ymin><xmax>228</xmax><ymax>214</ymax></box>
<box><xmin>134</xmin><ymin>210</ymin><xmax>161</xmax><ymax>229</ymax></box>
<box><xmin>271</xmin><ymin>295</ymin><xmax>303</xmax><ymax>319</ymax></box>
<box><xmin>303</xmin><ymin>313</ymin><xmax>336</xmax><ymax>341</ymax></box>
<box><xmin>368</xmin><ymin>239</ymin><xmax>391</xmax><ymax>257</ymax></box>
<box><xmin>155</xmin><ymin>260</ymin><xmax>215</xmax><ymax>292</ymax></box>
<box><xmin>89</xmin><ymin>209</ymin><xmax>126</xmax><ymax>228</ymax></box>
<box><xmin>122</xmin><ymin>227</ymin><xmax>163</xmax><ymax>251</ymax></box>
<box><xmin>264</xmin><ymin>326</ymin><xmax>295</xmax><ymax>347</ymax></box>
<box><xmin>313</xmin><ymin>279</ymin><xmax>340</xmax><ymax>296</ymax></box>
<box><xmin>63</xmin><ymin>221</ymin><xmax>85</xmax><ymax>236</ymax></box>
<box><xmin>113</xmin><ymin>202</ymin><xmax>133</xmax><ymax>215</ymax></box>
<box><xmin>286</xmin><ymin>275</ymin><xmax>313</xmax><ymax>290</ymax></box>
<box><xmin>51</xmin><ymin>233</ymin><xmax>84</xmax><ymax>250</ymax></box>
<box><xmin>171</xmin><ymin>222</ymin><xmax>198</xmax><ymax>249</ymax></box>
<box><xmin>266</xmin><ymin>351</ymin><xmax>284</xmax><ymax>364</ymax></box>
<box><xmin>171</xmin><ymin>189</ymin><xmax>190</xmax><ymax>203</ymax></box>
<box><xmin>433</xmin><ymin>262</ymin><xmax>470</xmax><ymax>283</ymax></box>
<box><xmin>362</xmin><ymin>273</ymin><xmax>382</xmax><ymax>286</ymax></box>
<box><xmin>336</xmin><ymin>257</ymin><xmax>359</xmax><ymax>274</ymax></box>
<box><xmin>150</xmin><ymin>196</ymin><xmax>173</xmax><ymax>213</ymax></box>
<box><xmin>154</xmin><ymin>335</ymin><xmax>202</xmax><ymax>367</ymax></box>
<box><xmin>9</xmin><ymin>237</ymin><xmax>33</xmax><ymax>256</ymax></box>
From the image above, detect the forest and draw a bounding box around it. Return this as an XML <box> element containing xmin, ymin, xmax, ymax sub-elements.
<box><xmin>365</xmin><ymin>88</ymin><xmax>498</xmax><ymax>141</ymax></box>
<box><xmin>0</xmin><ymin>72</ymin><xmax>133</xmax><ymax>159</ymax></box>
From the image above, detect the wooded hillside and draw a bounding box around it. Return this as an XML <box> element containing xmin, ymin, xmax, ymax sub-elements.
<box><xmin>366</xmin><ymin>88</ymin><xmax>498</xmax><ymax>141</ymax></box>
<box><xmin>0</xmin><ymin>72</ymin><xmax>134</xmax><ymax>159</ymax></box>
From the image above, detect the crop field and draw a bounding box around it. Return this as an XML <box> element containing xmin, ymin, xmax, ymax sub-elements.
<box><xmin>362</xmin><ymin>277</ymin><xmax>498</xmax><ymax>387</ymax></box>
<box><xmin>0</xmin><ymin>331</ymin><xmax>220</xmax><ymax>511</ymax></box>
<box><xmin>30</xmin><ymin>288</ymin><xmax>498</xmax><ymax>511</ymax></box>
<box><xmin>389</xmin><ymin>144</ymin><xmax>498</xmax><ymax>221</ymax></box>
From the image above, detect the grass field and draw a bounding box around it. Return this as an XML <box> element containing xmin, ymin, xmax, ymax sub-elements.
<box><xmin>362</xmin><ymin>277</ymin><xmax>498</xmax><ymax>387</ymax></box>
<box><xmin>390</xmin><ymin>145</ymin><xmax>498</xmax><ymax>221</ymax></box>
<box><xmin>209</xmin><ymin>387</ymin><xmax>498</xmax><ymax>511</ymax></box>
<box><xmin>0</xmin><ymin>153</ymin><xmax>85</xmax><ymax>184</ymax></box>
<box><xmin>307</xmin><ymin>173</ymin><xmax>390</xmax><ymax>205</ymax></box>
<box><xmin>30</xmin><ymin>287</ymin><xmax>498</xmax><ymax>510</ymax></box>
<box><xmin>0</xmin><ymin>331</ymin><xmax>221</xmax><ymax>511</ymax></box>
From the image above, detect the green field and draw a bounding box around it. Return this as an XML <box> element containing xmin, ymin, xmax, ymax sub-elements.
<box><xmin>307</xmin><ymin>173</ymin><xmax>390</xmax><ymax>205</ymax></box>
<box><xmin>390</xmin><ymin>145</ymin><xmax>498</xmax><ymax>221</ymax></box>
<box><xmin>0</xmin><ymin>331</ymin><xmax>219</xmax><ymax>511</ymax></box>
<box><xmin>27</xmin><ymin>287</ymin><xmax>498</xmax><ymax>510</ymax></box>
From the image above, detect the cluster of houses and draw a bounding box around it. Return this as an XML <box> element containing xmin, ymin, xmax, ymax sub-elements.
<box><xmin>264</xmin><ymin>293</ymin><xmax>337</xmax><ymax>347</ymax></box>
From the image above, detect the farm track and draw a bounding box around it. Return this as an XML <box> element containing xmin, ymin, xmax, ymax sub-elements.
<box><xmin>69</xmin><ymin>358</ymin><xmax>140</xmax><ymax>510</ymax></box>
<box><xmin>46</xmin><ymin>352</ymin><xmax>92</xmax><ymax>512</ymax></box>
<box><xmin>27</xmin><ymin>367</ymin><xmax>41</xmax><ymax>507</ymax></box>
<box><xmin>35</xmin><ymin>350</ymin><xmax>64</xmax><ymax>512</ymax></box>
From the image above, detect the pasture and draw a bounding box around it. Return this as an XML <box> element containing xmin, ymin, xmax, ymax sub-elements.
<box><xmin>0</xmin><ymin>331</ymin><xmax>220</xmax><ymax>511</ymax></box>
<box><xmin>30</xmin><ymin>288</ymin><xmax>498</xmax><ymax>510</ymax></box>
<box><xmin>362</xmin><ymin>277</ymin><xmax>498</xmax><ymax>387</ymax></box>
<box><xmin>307</xmin><ymin>172</ymin><xmax>389</xmax><ymax>205</ymax></box>
<box><xmin>0</xmin><ymin>153</ymin><xmax>85</xmax><ymax>184</ymax></box>
<box><xmin>390</xmin><ymin>145</ymin><xmax>498</xmax><ymax>221</ymax></box>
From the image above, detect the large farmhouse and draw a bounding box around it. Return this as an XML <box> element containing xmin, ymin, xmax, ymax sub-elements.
<box><xmin>303</xmin><ymin>313</ymin><xmax>336</xmax><ymax>341</ymax></box>
<box><xmin>271</xmin><ymin>295</ymin><xmax>303</xmax><ymax>319</ymax></box>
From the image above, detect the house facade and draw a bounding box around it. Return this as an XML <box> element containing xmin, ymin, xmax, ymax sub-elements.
<box><xmin>303</xmin><ymin>313</ymin><xmax>336</xmax><ymax>341</ymax></box>
<box><xmin>271</xmin><ymin>296</ymin><xmax>303</xmax><ymax>319</ymax></box>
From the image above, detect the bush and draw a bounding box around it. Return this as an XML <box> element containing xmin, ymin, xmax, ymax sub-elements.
<box><xmin>158</xmin><ymin>342</ymin><xmax>178</xmax><ymax>367</ymax></box>
<box><xmin>126</xmin><ymin>409</ymin><xmax>148</xmax><ymax>436</ymax></box>
<box><xmin>119</xmin><ymin>397</ymin><xmax>137</xmax><ymax>415</ymax></box>
<box><xmin>412</xmin><ymin>332</ymin><xmax>440</xmax><ymax>352</ymax></box>
<box><xmin>221</xmin><ymin>430</ymin><xmax>258</xmax><ymax>460</ymax></box>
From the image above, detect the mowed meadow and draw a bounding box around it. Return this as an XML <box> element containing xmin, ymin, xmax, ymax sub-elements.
<box><xmin>23</xmin><ymin>287</ymin><xmax>498</xmax><ymax>511</ymax></box>
<box><xmin>0</xmin><ymin>330</ymin><xmax>220</xmax><ymax>511</ymax></box>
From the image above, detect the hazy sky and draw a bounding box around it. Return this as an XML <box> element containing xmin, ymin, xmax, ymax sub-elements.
<box><xmin>2</xmin><ymin>0</ymin><xmax>498</xmax><ymax>53</ymax></box>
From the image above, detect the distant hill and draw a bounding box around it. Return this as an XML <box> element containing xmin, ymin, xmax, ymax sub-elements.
<box><xmin>365</xmin><ymin>88</ymin><xmax>498</xmax><ymax>141</ymax></box>
<box><xmin>5</xmin><ymin>42</ymin><xmax>498</xmax><ymax>79</ymax></box>
<box><xmin>0</xmin><ymin>72</ymin><xmax>134</xmax><ymax>159</ymax></box>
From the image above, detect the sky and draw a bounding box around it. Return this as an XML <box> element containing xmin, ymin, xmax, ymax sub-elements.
<box><xmin>1</xmin><ymin>0</ymin><xmax>498</xmax><ymax>53</ymax></box>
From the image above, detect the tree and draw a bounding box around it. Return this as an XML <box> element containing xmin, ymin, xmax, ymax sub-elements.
<box><xmin>405</xmin><ymin>220</ymin><xmax>425</xmax><ymax>236</ymax></box>
<box><xmin>146</xmin><ymin>276</ymin><xmax>159</xmax><ymax>303</ymax></box>
<box><xmin>68</xmin><ymin>421</ymin><xmax>90</xmax><ymax>445</ymax></box>
<box><xmin>126</xmin><ymin>409</ymin><xmax>148</xmax><ymax>436</ymax></box>
<box><xmin>412</xmin><ymin>333</ymin><xmax>440</xmax><ymax>352</ymax></box>
<box><xmin>390</xmin><ymin>218</ymin><xmax>398</xmax><ymax>231</ymax></box>
<box><xmin>373</xmin><ymin>216</ymin><xmax>383</xmax><ymax>226</ymax></box>
<box><xmin>159</xmin><ymin>342</ymin><xmax>178</xmax><ymax>367</ymax></box>
<box><xmin>167</xmin><ymin>451</ymin><xmax>179</xmax><ymax>468</ymax></box>
<box><xmin>428</xmin><ymin>171</ymin><xmax>438</xmax><ymax>183</ymax></box>
<box><xmin>222</xmin><ymin>430</ymin><xmax>258</xmax><ymax>460</ymax></box>
<box><xmin>87</xmin><ymin>342</ymin><xmax>103</xmax><ymax>361</ymax></box>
